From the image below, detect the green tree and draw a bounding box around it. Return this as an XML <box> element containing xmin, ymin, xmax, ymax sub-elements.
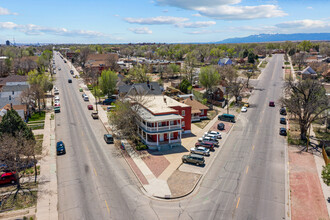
<box><xmin>167</xmin><ymin>63</ymin><xmax>180</xmax><ymax>78</ymax></box>
<box><xmin>127</xmin><ymin>66</ymin><xmax>150</xmax><ymax>83</ymax></box>
<box><xmin>247</xmin><ymin>52</ymin><xmax>256</xmax><ymax>64</ymax></box>
<box><xmin>322</xmin><ymin>164</ymin><xmax>330</xmax><ymax>186</ymax></box>
<box><xmin>179</xmin><ymin>78</ymin><xmax>192</xmax><ymax>94</ymax></box>
<box><xmin>0</xmin><ymin>109</ymin><xmax>34</xmax><ymax>140</ymax></box>
<box><xmin>199</xmin><ymin>66</ymin><xmax>220</xmax><ymax>93</ymax></box>
<box><xmin>98</xmin><ymin>70</ymin><xmax>118</xmax><ymax>98</ymax></box>
<box><xmin>183</xmin><ymin>52</ymin><xmax>197</xmax><ymax>84</ymax></box>
<box><xmin>298</xmin><ymin>40</ymin><xmax>313</xmax><ymax>52</ymax></box>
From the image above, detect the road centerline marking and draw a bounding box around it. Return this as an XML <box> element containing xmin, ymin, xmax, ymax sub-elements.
<box><xmin>252</xmin><ymin>145</ymin><xmax>255</xmax><ymax>150</ymax></box>
<box><xmin>93</xmin><ymin>168</ymin><xmax>98</xmax><ymax>176</ymax></box>
<box><xmin>105</xmin><ymin>200</ymin><xmax>110</xmax><ymax>214</ymax></box>
<box><xmin>236</xmin><ymin>197</ymin><xmax>240</xmax><ymax>209</ymax></box>
<box><xmin>246</xmin><ymin>166</ymin><xmax>249</xmax><ymax>174</ymax></box>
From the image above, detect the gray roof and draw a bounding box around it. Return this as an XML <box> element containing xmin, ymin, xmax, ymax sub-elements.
<box><xmin>119</xmin><ymin>82</ymin><xmax>162</xmax><ymax>96</ymax></box>
<box><xmin>301</xmin><ymin>66</ymin><xmax>316</xmax><ymax>75</ymax></box>
<box><xmin>0</xmin><ymin>75</ymin><xmax>28</xmax><ymax>85</ymax></box>
<box><xmin>136</xmin><ymin>105</ymin><xmax>182</xmax><ymax>123</ymax></box>
<box><xmin>0</xmin><ymin>97</ymin><xmax>21</xmax><ymax>109</ymax></box>
<box><xmin>2</xmin><ymin>84</ymin><xmax>29</xmax><ymax>92</ymax></box>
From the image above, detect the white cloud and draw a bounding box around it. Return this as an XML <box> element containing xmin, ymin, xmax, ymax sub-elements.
<box><xmin>306</xmin><ymin>6</ymin><xmax>313</xmax><ymax>10</ymax></box>
<box><xmin>198</xmin><ymin>5</ymin><xmax>287</xmax><ymax>20</ymax></box>
<box><xmin>0</xmin><ymin>21</ymin><xmax>111</xmax><ymax>38</ymax></box>
<box><xmin>192</xmin><ymin>13</ymin><xmax>202</xmax><ymax>17</ymax></box>
<box><xmin>113</xmin><ymin>14</ymin><xmax>120</xmax><ymax>17</ymax></box>
<box><xmin>276</xmin><ymin>19</ymin><xmax>329</xmax><ymax>29</ymax></box>
<box><xmin>0</xmin><ymin>7</ymin><xmax>17</xmax><ymax>15</ymax></box>
<box><xmin>156</xmin><ymin>0</ymin><xmax>286</xmax><ymax>20</ymax></box>
<box><xmin>186</xmin><ymin>29</ymin><xmax>222</xmax><ymax>35</ymax></box>
<box><xmin>124</xmin><ymin>16</ymin><xmax>188</xmax><ymax>25</ymax></box>
<box><xmin>128</xmin><ymin>27</ymin><xmax>152</xmax><ymax>34</ymax></box>
<box><xmin>175</xmin><ymin>21</ymin><xmax>216</xmax><ymax>28</ymax></box>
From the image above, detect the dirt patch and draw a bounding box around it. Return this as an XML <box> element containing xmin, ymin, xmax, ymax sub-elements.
<box><xmin>167</xmin><ymin>170</ymin><xmax>201</xmax><ymax>198</ymax></box>
<box><xmin>141</xmin><ymin>154</ymin><xmax>170</xmax><ymax>178</ymax></box>
<box><xmin>289</xmin><ymin>146</ymin><xmax>329</xmax><ymax>220</ymax></box>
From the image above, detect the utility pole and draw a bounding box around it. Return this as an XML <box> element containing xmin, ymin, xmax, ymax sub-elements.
<box><xmin>226</xmin><ymin>87</ymin><xmax>229</xmax><ymax>114</ymax></box>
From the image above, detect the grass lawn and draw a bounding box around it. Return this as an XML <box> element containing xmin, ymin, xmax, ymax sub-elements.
<box><xmin>284</xmin><ymin>61</ymin><xmax>290</xmax><ymax>65</ymax></box>
<box><xmin>0</xmin><ymin>191</ymin><xmax>37</xmax><ymax>212</ymax></box>
<box><xmin>193</xmin><ymin>110</ymin><xmax>218</xmax><ymax>129</ymax></box>
<box><xmin>260</xmin><ymin>61</ymin><xmax>268</xmax><ymax>68</ymax></box>
<box><xmin>285</xmin><ymin>72</ymin><xmax>293</xmax><ymax>80</ymax></box>
<box><xmin>27</xmin><ymin>124</ymin><xmax>44</xmax><ymax>130</ymax></box>
<box><xmin>21</xmin><ymin>166</ymin><xmax>40</xmax><ymax>176</ymax></box>
<box><xmin>29</xmin><ymin>111</ymin><xmax>45</xmax><ymax>122</ymax></box>
<box><xmin>35</xmin><ymin>139</ymin><xmax>43</xmax><ymax>155</ymax></box>
<box><xmin>287</xmin><ymin>117</ymin><xmax>306</xmax><ymax>145</ymax></box>
<box><xmin>313</xmin><ymin>125</ymin><xmax>330</xmax><ymax>141</ymax></box>
<box><xmin>285</xmin><ymin>67</ymin><xmax>291</xmax><ymax>69</ymax></box>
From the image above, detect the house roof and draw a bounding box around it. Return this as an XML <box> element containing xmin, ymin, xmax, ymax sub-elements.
<box><xmin>2</xmin><ymin>84</ymin><xmax>29</xmax><ymax>92</ymax></box>
<box><xmin>135</xmin><ymin>105</ymin><xmax>183</xmax><ymax>123</ymax></box>
<box><xmin>85</xmin><ymin>53</ymin><xmax>119</xmax><ymax>68</ymax></box>
<box><xmin>182</xmin><ymin>98</ymin><xmax>209</xmax><ymax>114</ymax></box>
<box><xmin>301</xmin><ymin>66</ymin><xmax>316</xmax><ymax>75</ymax></box>
<box><xmin>0</xmin><ymin>75</ymin><xmax>28</xmax><ymax>86</ymax></box>
<box><xmin>218</xmin><ymin>58</ymin><xmax>232</xmax><ymax>65</ymax></box>
<box><xmin>2</xmin><ymin>103</ymin><xmax>26</xmax><ymax>111</ymax></box>
<box><xmin>119</xmin><ymin>82</ymin><xmax>163</xmax><ymax>96</ymax></box>
<box><xmin>0</xmin><ymin>97</ymin><xmax>21</xmax><ymax>109</ymax></box>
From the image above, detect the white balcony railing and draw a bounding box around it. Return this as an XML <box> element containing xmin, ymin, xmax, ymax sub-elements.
<box><xmin>137</xmin><ymin>121</ymin><xmax>181</xmax><ymax>132</ymax></box>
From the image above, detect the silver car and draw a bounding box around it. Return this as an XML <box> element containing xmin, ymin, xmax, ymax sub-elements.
<box><xmin>190</xmin><ymin>147</ymin><xmax>210</xmax><ymax>156</ymax></box>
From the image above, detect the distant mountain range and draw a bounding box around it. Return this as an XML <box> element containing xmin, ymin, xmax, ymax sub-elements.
<box><xmin>214</xmin><ymin>33</ymin><xmax>330</xmax><ymax>44</ymax></box>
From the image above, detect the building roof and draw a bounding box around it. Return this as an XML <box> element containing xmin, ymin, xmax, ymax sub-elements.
<box><xmin>0</xmin><ymin>75</ymin><xmax>28</xmax><ymax>86</ymax></box>
<box><xmin>119</xmin><ymin>82</ymin><xmax>163</xmax><ymax>96</ymax></box>
<box><xmin>218</xmin><ymin>58</ymin><xmax>232</xmax><ymax>66</ymax></box>
<box><xmin>301</xmin><ymin>66</ymin><xmax>317</xmax><ymax>75</ymax></box>
<box><xmin>85</xmin><ymin>53</ymin><xmax>119</xmax><ymax>68</ymax></box>
<box><xmin>139</xmin><ymin>95</ymin><xmax>189</xmax><ymax>115</ymax></box>
<box><xmin>0</xmin><ymin>97</ymin><xmax>21</xmax><ymax>109</ymax></box>
<box><xmin>182</xmin><ymin>98</ymin><xmax>209</xmax><ymax>114</ymax></box>
<box><xmin>2</xmin><ymin>84</ymin><xmax>29</xmax><ymax>92</ymax></box>
<box><xmin>135</xmin><ymin>105</ymin><xmax>183</xmax><ymax>123</ymax></box>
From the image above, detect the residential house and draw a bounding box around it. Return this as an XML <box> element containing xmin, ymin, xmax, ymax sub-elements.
<box><xmin>301</xmin><ymin>66</ymin><xmax>317</xmax><ymax>79</ymax></box>
<box><xmin>134</xmin><ymin>95</ymin><xmax>191</xmax><ymax>150</ymax></box>
<box><xmin>118</xmin><ymin>81</ymin><xmax>163</xmax><ymax>97</ymax></box>
<box><xmin>85</xmin><ymin>53</ymin><xmax>119</xmax><ymax>74</ymax></box>
<box><xmin>0</xmin><ymin>75</ymin><xmax>28</xmax><ymax>89</ymax></box>
<box><xmin>323</xmin><ymin>69</ymin><xmax>330</xmax><ymax>82</ymax></box>
<box><xmin>218</xmin><ymin>58</ymin><xmax>233</xmax><ymax>66</ymax></box>
<box><xmin>0</xmin><ymin>104</ymin><xmax>26</xmax><ymax>121</ymax></box>
<box><xmin>182</xmin><ymin>97</ymin><xmax>209</xmax><ymax>122</ymax></box>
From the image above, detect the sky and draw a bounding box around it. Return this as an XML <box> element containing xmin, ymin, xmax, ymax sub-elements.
<box><xmin>0</xmin><ymin>0</ymin><xmax>329</xmax><ymax>44</ymax></box>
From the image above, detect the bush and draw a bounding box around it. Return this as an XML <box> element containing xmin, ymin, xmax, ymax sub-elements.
<box><xmin>136</xmin><ymin>143</ymin><xmax>148</xmax><ymax>151</ymax></box>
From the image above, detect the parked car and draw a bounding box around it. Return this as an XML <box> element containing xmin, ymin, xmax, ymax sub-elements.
<box><xmin>280</xmin><ymin>117</ymin><xmax>286</xmax><ymax>124</ymax></box>
<box><xmin>84</xmin><ymin>95</ymin><xmax>89</xmax><ymax>101</ymax></box>
<box><xmin>54</xmin><ymin>96</ymin><xmax>60</xmax><ymax>101</ymax></box>
<box><xmin>103</xmin><ymin>98</ymin><xmax>116</xmax><ymax>105</ymax></box>
<box><xmin>58</xmin><ymin>67</ymin><xmax>61</xmax><ymax>71</ymax></box>
<box><xmin>68</xmin><ymin>79</ymin><xmax>72</xmax><ymax>83</ymax></box>
<box><xmin>79</xmin><ymin>88</ymin><xmax>83</xmax><ymax>92</ymax></box>
<box><xmin>54</xmin><ymin>107</ymin><xmax>60</xmax><ymax>113</ymax></box>
<box><xmin>70</xmin><ymin>70</ymin><xmax>73</xmax><ymax>74</ymax></box>
<box><xmin>56</xmin><ymin>141</ymin><xmax>66</xmax><ymax>155</ymax></box>
<box><xmin>0</xmin><ymin>172</ymin><xmax>17</xmax><ymax>185</ymax></box>
<box><xmin>241</xmin><ymin>106</ymin><xmax>247</xmax><ymax>112</ymax></box>
<box><xmin>199</xmin><ymin>137</ymin><xmax>219</xmax><ymax>146</ymax></box>
<box><xmin>87</xmin><ymin>105</ymin><xmax>93</xmax><ymax>110</ymax></box>
<box><xmin>182</xmin><ymin>154</ymin><xmax>205</xmax><ymax>166</ymax></box>
<box><xmin>218</xmin><ymin>114</ymin><xmax>235</xmax><ymax>123</ymax></box>
<box><xmin>208</xmin><ymin>131</ymin><xmax>222</xmax><ymax>139</ymax></box>
<box><xmin>104</xmin><ymin>134</ymin><xmax>114</xmax><ymax>144</ymax></box>
<box><xmin>280</xmin><ymin>107</ymin><xmax>287</xmax><ymax>115</ymax></box>
<box><xmin>54</xmin><ymin>90</ymin><xmax>59</xmax><ymax>95</ymax></box>
<box><xmin>91</xmin><ymin>112</ymin><xmax>99</xmax><ymax>119</ymax></box>
<box><xmin>203</xmin><ymin>133</ymin><xmax>218</xmax><ymax>142</ymax></box>
<box><xmin>82</xmin><ymin>93</ymin><xmax>87</xmax><ymax>98</ymax></box>
<box><xmin>269</xmin><ymin>101</ymin><xmax>275</xmax><ymax>107</ymax></box>
<box><xmin>279</xmin><ymin>128</ymin><xmax>287</xmax><ymax>136</ymax></box>
<box><xmin>106</xmin><ymin>105</ymin><xmax>116</xmax><ymax>112</ymax></box>
<box><xmin>195</xmin><ymin>142</ymin><xmax>215</xmax><ymax>151</ymax></box>
<box><xmin>54</xmin><ymin>103</ymin><xmax>60</xmax><ymax>107</ymax></box>
<box><xmin>217</xmin><ymin>123</ymin><xmax>225</xmax><ymax>130</ymax></box>
<box><xmin>190</xmin><ymin>147</ymin><xmax>210</xmax><ymax>156</ymax></box>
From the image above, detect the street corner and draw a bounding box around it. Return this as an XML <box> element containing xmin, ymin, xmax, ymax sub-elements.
<box><xmin>167</xmin><ymin>169</ymin><xmax>202</xmax><ymax>198</ymax></box>
<box><xmin>141</xmin><ymin>151</ymin><xmax>170</xmax><ymax>178</ymax></box>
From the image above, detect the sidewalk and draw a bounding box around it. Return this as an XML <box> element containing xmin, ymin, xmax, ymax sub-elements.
<box><xmin>36</xmin><ymin>96</ymin><xmax>58</xmax><ymax>220</ymax></box>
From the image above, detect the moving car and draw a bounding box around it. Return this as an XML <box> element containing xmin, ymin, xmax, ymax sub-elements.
<box><xmin>104</xmin><ymin>134</ymin><xmax>114</xmax><ymax>144</ymax></box>
<box><xmin>241</xmin><ymin>106</ymin><xmax>247</xmax><ymax>112</ymax></box>
<box><xmin>279</xmin><ymin>128</ymin><xmax>287</xmax><ymax>136</ymax></box>
<box><xmin>91</xmin><ymin>112</ymin><xmax>99</xmax><ymax>119</ymax></box>
<box><xmin>68</xmin><ymin>79</ymin><xmax>72</xmax><ymax>83</ymax></box>
<box><xmin>280</xmin><ymin>117</ymin><xmax>286</xmax><ymax>124</ymax></box>
<box><xmin>217</xmin><ymin>123</ymin><xmax>225</xmax><ymax>130</ymax></box>
<box><xmin>269</xmin><ymin>101</ymin><xmax>275</xmax><ymax>107</ymax></box>
<box><xmin>190</xmin><ymin>146</ymin><xmax>210</xmax><ymax>156</ymax></box>
<box><xmin>182</xmin><ymin>154</ymin><xmax>205</xmax><ymax>166</ymax></box>
<box><xmin>0</xmin><ymin>172</ymin><xmax>17</xmax><ymax>185</ymax></box>
<box><xmin>56</xmin><ymin>141</ymin><xmax>66</xmax><ymax>155</ymax></box>
<box><xmin>87</xmin><ymin>105</ymin><xmax>93</xmax><ymax>110</ymax></box>
<box><xmin>218</xmin><ymin>114</ymin><xmax>235</xmax><ymax>123</ymax></box>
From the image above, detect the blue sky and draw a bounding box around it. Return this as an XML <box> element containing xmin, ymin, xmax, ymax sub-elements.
<box><xmin>0</xmin><ymin>0</ymin><xmax>329</xmax><ymax>44</ymax></box>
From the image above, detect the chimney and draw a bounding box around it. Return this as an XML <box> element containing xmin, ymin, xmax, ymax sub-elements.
<box><xmin>163</xmin><ymin>97</ymin><xmax>167</xmax><ymax>104</ymax></box>
<box><xmin>190</xmin><ymin>95</ymin><xmax>192</xmax><ymax>100</ymax></box>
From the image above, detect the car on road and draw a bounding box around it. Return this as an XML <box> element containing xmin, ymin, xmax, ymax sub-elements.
<box><xmin>79</xmin><ymin>88</ymin><xmax>83</xmax><ymax>92</ymax></box>
<box><xmin>54</xmin><ymin>103</ymin><xmax>60</xmax><ymax>107</ymax></box>
<box><xmin>54</xmin><ymin>96</ymin><xmax>60</xmax><ymax>101</ymax></box>
<box><xmin>280</xmin><ymin>117</ymin><xmax>286</xmax><ymax>124</ymax></box>
<box><xmin>280</xmin><ymin>107</ymin><xmax>287</xmax><ymax>115</ymax></box>
<box><xmin>269</xmin><ymin>101</ymin><xmax>275</xmax><ymax>107</ymax></box>
<box><xmin>208</xmin><ymin>131</ymin><xmax>222</xmax><ymax>139</ymax></box>
<box><xmin>217</xmin><ymin>123</ymin><xmax>225</xmax><ymax>130</ymax></box>
<box><xmin>104</xmin><ymin>134</ymin><xmax>114</xmax><ymax>144</ymax></box>
<box><xmin>56</xmin><ymin>141</ymin><xmax>66</xmax><ymax>155</ymax></box>
<box><xmin>218</xmin><ymin>114</ymin><xmax>235</xmax><ymax>123</ymax></box>
<box><xmin>182</xmin><ymin>154</ymin><xmax>205</xmax><ymax>166</ymax></box>
<box><xmin>82</xmin><ymin>93</ymin><xmax>87</xmax><ymax>98</ymax></box>
<box><xmin>87</xmin><ymin>105</ymin><xmax>93</xmax><ymax>110</ymax></box>
<box><xmin>190</xmin><ymin>147</ymin><xmax>210</xmax><ymax>156</ymax></box>
<box><xmin>0</xmin><ymin>172</ymin><xmax>17</xmax><ymax>185</ymax></box>
<box><xmin>203</xmin><ymin>133</ymin><xmax>218</xmax><ymax>141</ymax></box>
<box><xmin>279</xmin><ymin>128</ymin><xmax>287</xmax><ymax>136</ymax></box>
<box><xmin>54</xmin><ymin>107</ymin><xmax>60</xmax><ymax>113</ymax></box>
<box><xmin>91</xmin><ymin>112</ymin><xmax>99</xmax><ymax>119</ymax></box>
<box><xmin>58</xmin><ymin>67</ymin><xmax>61</xmax><ymax>71</ymax></box>
<box><xmin>195</xmin><ymin>142</ymin><xmax>215</xmax><ymax>151</ymax></box>
<box><xmin>54</xmin><ymin>89</ymin><xmax>59</xmax><ymax>95</ymax></box>
<box><xmin>64</xmin><ymin>60</ymin><xmax>67</xmax><ymax>63</ymax></box>
<box><xmin>241</xmin><ymin>106</ymin><xmax>247</xmax><ymax>112</ymax></box>
<box><xmin>84</xmin><ymin>95</ymin><xmax>89</xmax><ymax>101</ymax></box>
<box><xmin>70</xmin><ymin>70</ymin><xmax>73</xmax><ymax>74</ymax></box>
<box><xmin>68</xmin><ymin>79</ymin><xmax>72</xmax><ymax>83</ymax></box>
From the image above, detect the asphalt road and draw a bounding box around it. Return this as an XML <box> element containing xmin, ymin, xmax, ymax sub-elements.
<box><xmin>55</xmin><ymin>53</ymin><xmax>287</xmax><ymax>220</ymax></box>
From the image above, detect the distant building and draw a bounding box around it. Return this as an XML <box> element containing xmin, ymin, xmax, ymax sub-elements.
<box><xmin>301</xmin><ymin>66</ymin><xmax>317</xmax><ymax>79</ymax></box>
<box><xmin>5</xmin><ymin>40</ymin><xmax>10</xmax><ymax>46</ymax></box>
<box><xmin>218</xmin><ymin>58</ymin><xmax>233</xmax><ymax>66</ymax></box>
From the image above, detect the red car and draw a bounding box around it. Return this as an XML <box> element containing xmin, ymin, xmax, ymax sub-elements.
<box><xmin>87</xmin><ymin>105</ymin><xmax>93</xmax><ymax>110</ymax></box>
<box><xmin>269</xmin><ymin>101</ymin><xmax>275</xmax><ymax>107</ymax></box>
<box><xmin>54</xmin><ymin>103</ymin><xmax>60</xmax><ymax>107</ymax></box>
<box><xmin>0</xmin><ymin>172</ymin><xmax>17</xmax><ymax>185</ymax></box>
<box><xmin>195</xmin><ymin>142</ymin><xmax>215</xmax><ymax>151</ymax></box>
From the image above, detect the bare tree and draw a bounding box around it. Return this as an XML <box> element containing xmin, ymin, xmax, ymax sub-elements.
<box><xmin>243</xmin><ymin>68</ymin><xmax>256</xmax><ymax>89</ymax></box>
<box><xmin>280</xmin><ymin>79</ymin><xmax>329</xmax><ymax>142</ymax></box>
<box><xmin>105</xmin><ymin>54</ymin><xmax>120</xmax><ymax>72</ymax></box>
<box><xmin>292</xmin><ymin>53</ymin><xmax>306</xmax><ymax>71</ymax></box>
<box><xmin>79</xmin><ymin>47</ymin><xmax>91</xmax><ymax>69</ymax></box>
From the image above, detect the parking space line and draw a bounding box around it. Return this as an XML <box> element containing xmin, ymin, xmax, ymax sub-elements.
<box><xmin>105</xmin><ymin>200</ymin><xmax>110</xmax><ymax>214</ymax></box>
<box><xmin>245</xmin><ymin>166</ymin><xmax>249</xmax><ymax>174</ymax></box>
<box><xmin>236</xmin><ymin>197</ymin><xmax>240</xmax><ymax>209</ymax></box>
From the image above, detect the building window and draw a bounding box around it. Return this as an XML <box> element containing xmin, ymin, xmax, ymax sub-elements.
<box><xmin>182</xmin><ymin>110</ymin><xmax>185</xmax><ymax>116</ymax></box>
<box><xmin>182</xmin><ymin>121</ymin><xmax>185</xmax><ymax>127</ymax></box>
<box><xmin>170</xmin><ymin>121</ymin><xmax>174</xmax><ymax>125</ymax></box>
<box><xmin>170</xmin><ymin>133</ymin><xmax>174</xmax><ymax>139</ymax></box>
<box><xmin>201</xmin><ymin>109</ymin><xmax>204</xmax><ymax>115</ymax></box>
<box><xmin>158</xmin><ymin>122</ymin><xmax>162</xmax><ymax>127</ymax></box>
